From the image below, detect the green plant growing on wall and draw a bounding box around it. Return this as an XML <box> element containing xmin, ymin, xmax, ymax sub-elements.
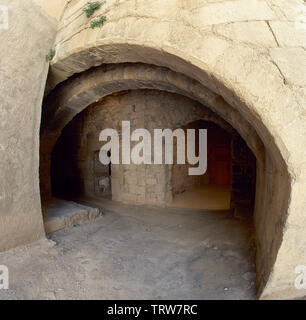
<box><xmin>45</xmin><ymin>48</ymin><xmax>56</xmax><ymax>62</ymax></box>
<box><xmin>83</xmin><ymin>1</ymin><xmax>104</xmax><ymax>18</ymax></box>
<box><xmin>90</xmin><ymin>16</ymin><xmax>107</xmax><ymax>29</ymax></box>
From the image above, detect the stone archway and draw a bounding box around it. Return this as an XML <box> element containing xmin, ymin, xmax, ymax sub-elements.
<box><xmin>41</xmin><ymin>63</ymin><xmax>265</xmax><ymax>198</ymax></box>
<box><xmin>39</xmin><ymin>0</ymin><xmax>306</xmax><ymax>299</ymax></box>
<box><xmin>48</xmin><ymin>88</ymin><xmax>245</xmax><ymax>208</ymax></box>
<box><xmin>0</xmin><ymin>0</ymin><xmax>304</xmax><ymax>301</ymax></box>
<box><xmin>40</xmin><ymin>61</ymin><xmax>288</xmax><ymax>300</ymax></box>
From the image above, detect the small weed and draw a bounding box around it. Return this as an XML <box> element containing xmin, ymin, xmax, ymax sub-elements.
<box><xmin>46</xmin><ymin>48</ymin><xmax>56</xmax><ymax>62</ymax></box>
<box><xmin>90</xmin><ymin>16</ymin><xmax>107</xmax><ymax>29</ymax></box>
<box><xmin>83</xmin><ymin>1</ymin><xmax>104</xmax><ymax>18</ymax></box>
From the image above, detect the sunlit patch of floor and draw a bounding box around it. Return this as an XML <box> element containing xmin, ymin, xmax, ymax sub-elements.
<box><xmin>170</xmin><ymin>185</ymin><xmax>231</xmax><ymax>211</ymax></box>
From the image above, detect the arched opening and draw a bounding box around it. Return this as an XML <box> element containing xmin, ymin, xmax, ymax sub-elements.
<box><xmin>46</xmin><ymin>87</ymin><xmax>257</xmax><ymax>211</ymax></box>
<box><xmin>41</xmin><ymin>86</ymin><xmax>262</xmax><ymax>298</ymax></box>
<box><xmin>40</xmin><ymin>47</ymin><xmax>292</xmax><ymax>297</ymax></box>
<box><xmin>0</xmin><ymin>0</ymin><xmax>302</xmax><ymax>300</ymax></box>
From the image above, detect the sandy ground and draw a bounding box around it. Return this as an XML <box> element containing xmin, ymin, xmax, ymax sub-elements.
<box><xmin>171</xmin><ymin>185</ymin><xmax>231</xmax><ymax>210</ymax></box>
<box><xmin>0</xmin><ymin>200</ymin><xmax>256</xmax><ymax>300</ymax></box>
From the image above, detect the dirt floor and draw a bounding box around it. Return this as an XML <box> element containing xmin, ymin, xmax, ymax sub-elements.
<box><xmin>0</xmin><ymin>199</ymin><xmax>256</xmax><ymax>300</ymax></box>
<box><xmin>170</xmin><ymin>185</ymin><xmax>231</xmax><ymax>210</ymax></box>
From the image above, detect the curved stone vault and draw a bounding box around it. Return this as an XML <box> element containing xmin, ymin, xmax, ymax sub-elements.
<box><xmin>0</xmin><ymin>0</ymin><xmax>305</xmax><ymax>300</ymax></box>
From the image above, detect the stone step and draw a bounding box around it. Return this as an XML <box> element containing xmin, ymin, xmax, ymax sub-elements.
<box><xmin>44</xmin><ymin>198</ymin><xmax>102</xmax><ymax>234</ymax></box>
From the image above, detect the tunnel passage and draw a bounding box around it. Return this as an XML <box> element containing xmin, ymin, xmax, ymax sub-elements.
<box><xmin>0</xmin><ymin>0</ymin><xmax>302</xmax><ymax>300</ymax></box>
<box><xmin>40</xmin><ymin>62</ymin><xmax>292</xmax><ymax>298</ymax></box>
<box><xmin>50</xmin><ymin>89</ymin><xmax>256</xmax><ymax>217</ymax></box>
<box><xmin>46</xmin><ymin>88</ymin><xmax>258</xmax><ymax>298</ymax></box>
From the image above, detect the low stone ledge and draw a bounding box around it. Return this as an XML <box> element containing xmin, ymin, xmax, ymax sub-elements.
<box><xmin>44</xmin><ymin>198</ymin><xmax>102</xmax><ymax>234</ymax></box>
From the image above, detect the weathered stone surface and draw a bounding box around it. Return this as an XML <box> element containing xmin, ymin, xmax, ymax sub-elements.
<box><xmin>0</xmin><ymin>0</ymin><xmax>58</xmax><ymax>251</ymax></box>
<box><xmin>270</xmin><ymin>48</ymin><xmax>306</xmax><ymax>86</ymax></box>
<box><xmin>183</xmin><ymin>0</ymin><xmax>276</xmax><ymax>27</ymax></box>
<box><xmin>269</xmin><ymin>21</ymin><xmax>306</xmax><ymax>47</ymax></box>
<box><xmin>33</xmin><ymin>0</ymin><xmax>67</xmax><ymax>21</ymax></box>
<box><xmin>267</xmin><ymin>0</ymin><xmax>306</xmax><ymax>21</ymax></box>
<box><xmin>44</xmin><ymin>199</ymin><xmax>102</xmax><ymax>234</ymax></box>
<box><xmin>213</xmin><ymin>21</ymin><xmax>278</xmax><ymax>47</ymax></box>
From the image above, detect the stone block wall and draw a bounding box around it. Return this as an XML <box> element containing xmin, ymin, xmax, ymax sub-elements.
<box><xmin>52</xmin><ymin>89</ymin><xmax>237</xmax><ymax>206</ymax></box>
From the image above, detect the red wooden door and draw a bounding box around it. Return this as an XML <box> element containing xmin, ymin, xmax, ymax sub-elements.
<box><xmin>210</xmin><ymin>146</ymin><xmax>232</xmax><ymax>185</ymax></box>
